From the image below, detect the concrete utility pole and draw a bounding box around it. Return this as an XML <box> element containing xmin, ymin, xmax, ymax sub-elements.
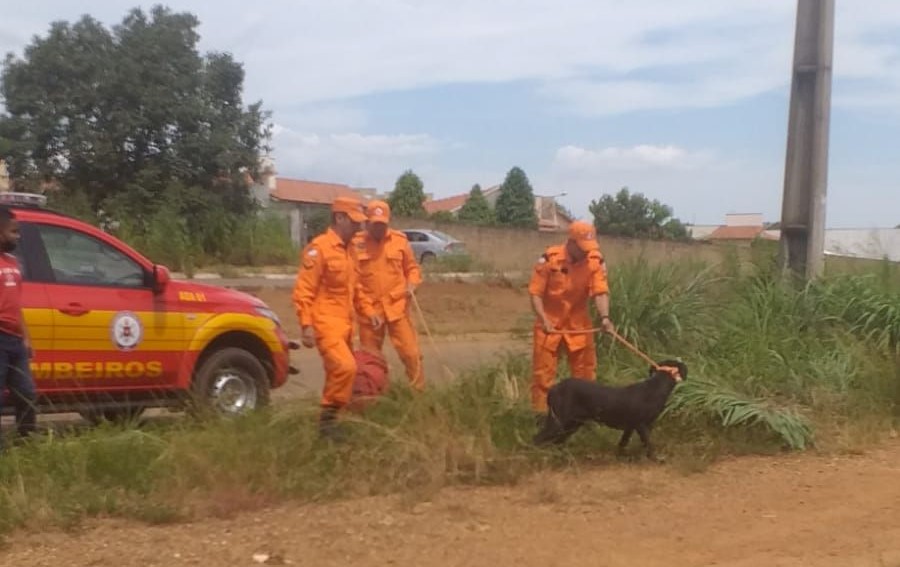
<box><xmin>779</xmin><ymin>0</ymin><xmax>835</xmax><ymax>280</ymax></box>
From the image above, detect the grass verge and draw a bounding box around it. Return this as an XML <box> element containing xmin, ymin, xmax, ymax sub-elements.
<box><xmin>2</xmin><ymin>249</ymin><xmax>899</xmax><ymax>535</ymax></box>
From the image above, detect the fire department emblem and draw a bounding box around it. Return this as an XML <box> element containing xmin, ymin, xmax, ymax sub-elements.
<box><xmin>111</xmin><ymin>311</ymin><xmax>143</xmax><ymax>351</ymax></box>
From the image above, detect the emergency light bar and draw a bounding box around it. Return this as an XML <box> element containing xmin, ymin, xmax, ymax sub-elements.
<box><xmin>0</xmin><ymin>192</ymin><xmax>48</xmax><ymax>207</ymax></box>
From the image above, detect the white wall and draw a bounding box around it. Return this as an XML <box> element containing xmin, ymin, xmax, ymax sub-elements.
<box><xmin>725</xmin><ymin>213</ymin><xmax>764</xmax><ymax>227</ymax></box>
<box><xmin>824</xmin><ymin>229</ymin><xmax>900</xmax><ymax>262</ymax></box>
<box><xmin>0</xmin><ymin>161</ymin><xmax>9</xmax><ymax>192</ymax></box>
<box><xmin>689</xmin><ymin>225</ymin><xmax>720</xmax><ymax>238</ymax></box>
<box><xmin>764</xmin><ymin>228</ymin><xmax>900</xmax><ymax>261</ymax></box>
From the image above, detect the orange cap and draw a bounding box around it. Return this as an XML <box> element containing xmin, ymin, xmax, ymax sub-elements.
<box><xmin>568</xmin><ymin>220</ymin><xmax>599</xmax><ymax>252</ymax></box>
<box><xmin>366</xmin><ymin>200</ymin><xmax>391</xmax><ymax>224</ymax></box>
<box><xmin>332</xmin><ymin>196</ymin><xmax>367</xmax><ymax>222</ymax></box>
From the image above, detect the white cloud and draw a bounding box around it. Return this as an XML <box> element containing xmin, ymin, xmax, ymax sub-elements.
<box><xmin>270</xmin><ymin>125</ymin><xmax>443</xmax><ymax>189</ymax></box>
<box><xmin>6</xmin><ymin>1</ymin><xmax>900</xmax><ymax>229</ymax></box>
<box><xmin>543</xmin><ymin>147</ymin><xmax>781</xmax><ymax>226</ymax></box>
<box><xmin>553</xmin><ymin>144</ymin><xmax>715</xmax><ymax>172</ymax></box>
<box><xmin>543</xmin><ymin>144</ymin><xmax>769</xmax><ymax>226</ymax></box>
<box><xmin>5</xmin><ymin>1</ymin><xmax>900</xmax><ymax>115</ymax></box>
<box><xmin>275</xmin><ymin>104</ymin><xmax>369</xmax><ymax>134</ymax></box>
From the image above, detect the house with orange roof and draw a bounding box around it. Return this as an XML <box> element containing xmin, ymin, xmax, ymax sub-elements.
<box><xmin>253</xmin><ymin>163</ymin><xmax>379</xmax><ymax>245</ymax></box>
<box><xmin>691</xmin><ymin>213</ymin><xmax>780</xmax><ymax>242</ymax></box>
<box><xmin>424</xmin><ymin>185</ymin><xmax>573</xmax><ymax>231</ymax></box>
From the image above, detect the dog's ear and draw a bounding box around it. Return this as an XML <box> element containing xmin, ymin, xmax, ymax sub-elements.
<box><xmin>654</xmin><ymin>359</ymin><xmax>688</xmax><ymax>380</ymax></box>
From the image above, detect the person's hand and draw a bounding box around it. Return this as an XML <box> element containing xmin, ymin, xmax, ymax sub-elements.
<box><xmin>301</xmin><ymin>326</ymin><xmax>315</xmax><ymax>348</ymax></box>
<box><xmin>600</xmin><ymin>316</ymin><xmax>616</xmax><ymax>335</ymax></box>
<box><xmin>404</xmin><ymin>284</ymin><xmax>417</xmax><ymax>315</ymax></box>
<box><xmin>542</xmin><ymin>317</ymin><xmax>554</xmax><ymax>334</ymax></box>
<box><xmin>370</xmin><ymin>315</ymin><xmax>384</xmax><ymax>331</ymax></box>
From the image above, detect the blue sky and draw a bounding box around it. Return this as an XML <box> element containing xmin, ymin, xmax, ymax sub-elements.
<box><xmin>3</xmin><ymin>1</ymin><xmax>900</xmax><ymax>227</ymax></box>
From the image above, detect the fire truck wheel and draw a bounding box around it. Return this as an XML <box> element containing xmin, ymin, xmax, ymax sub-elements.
<box><xmin>192</xmin><ymin>347</ymin><xmax>270</xmax><ymax>417</ymax></box>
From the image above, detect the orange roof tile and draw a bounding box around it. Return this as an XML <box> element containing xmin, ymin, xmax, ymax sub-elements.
<box><xmin>423</xmin><ymin>185</ymin><xmax>503</xmax><ymax>214</ymax></box>
<box><xmin>271</xmin><ymin>177</ymin><xmax>362</xmax><ymax>205</ymax></box>
<box><xmin>423</xmin><ymin>193</ymin><xmax>469</xmax><ymax>214</ymax></box>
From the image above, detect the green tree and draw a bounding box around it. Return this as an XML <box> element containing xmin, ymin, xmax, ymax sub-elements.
<box><xmin>589</xmin><ymin>187</ymin><xmax>688</xmax><ymax>240</ymax></box>
<box><xmin>457</xmin><ymin>183</ymin><xmax>494</xmax><ymax>224</ymax></box>
<box><xmin>388</xmin><ymin>169</ymin><xmax>426</xmax><ymax>217</ymax></box>
<box><xmin>429</xmin><ymin>210</ymin><xmax>455</xmax><ymax>222</ymax></box>
<box><xmin>305</xmin><ymin>207</ymin><xmax>331</xmax><ymax>242</ymax></box>
<box><xmin>0</xmin><ymin>135</ymin><xmax>11</xmax><ymax>157</ymax></box>
<box><xmin>495</xmin><ymin>167</ymin><xmax>537</xmax><ymax>228</ymax></box>
<box><xmin>0</xmin><ymin>6</ymin><xmax>271</xmax><ymax>259</ymax></box>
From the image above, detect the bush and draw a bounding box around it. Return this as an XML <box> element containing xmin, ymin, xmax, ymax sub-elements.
<box><xmin>105</xmin><ymin>194</ymin><xmax>295</xmax><ymax>271</ymax></box>
<box><xmin>224</xmin><ymin>213</ymin><xmax>297</xmax><ymax>266</ymax></box>
<box><xmin>423</xmin><ymin>253</ymin><xmax>477</xmax><ymax>273</ymax></box>
<box><xmin>44</xmin><ymin>184</ymin><xmax>302</xmax><ymax>270</ymax></box>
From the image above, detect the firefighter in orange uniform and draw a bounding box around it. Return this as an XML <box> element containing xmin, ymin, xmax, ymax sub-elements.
<box><xmin>292</xmin><ymin>196</ymin><xmax>381</xmax><ymax>439</ymax></box>
<box><xmin>528</xmin><ymin>220</ymin><xmax>615</xmax><ymax>416</ymax></box>
<box><xmin>353</xmin><ymin>200</ymin><xmax>425</xmax><ymax>391</ymax></box>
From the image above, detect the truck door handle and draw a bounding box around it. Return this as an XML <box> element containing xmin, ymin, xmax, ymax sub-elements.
<box><xmin>59</xmin><ymin>303</ymin><xmax>90</xmax><ymax>316</ymax></box>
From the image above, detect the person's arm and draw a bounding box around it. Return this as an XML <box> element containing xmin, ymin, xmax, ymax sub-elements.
<box><xmin>589</xmin><ymin>251</ymin><xmax>615</xmax><ymax>333</ymax></box>
<box><xmin>528</xmin><ymin>253</ymin><xmax>553</xmax><ymax>333</ymax></box>
<box><xmin>293</xmin><ymin>245</ymin><xmax>323</xmax><ymax>348</ymax></box>
<box><xmin>21</xmin><ymin>316</ymin><xmax>32</xmax><ymax>358</ymax></box>
<box><xmin>593</xmin><ymin>293</ymin><xmax>614</xmax><ymax>333</ymax></box>
<box><xmin>353</xmin><ymin>255</ymin><xmax>382</xmax><ymax>330</ymax></box>
<box><xmin>530</xmin><ymin>294</ymin><xmax>553</xmax><ymax>333</ymax></box>
<box><xmin>402</xmin><ymin>237</ymin><xmax>423</xmax><ymax>296</ymax></box>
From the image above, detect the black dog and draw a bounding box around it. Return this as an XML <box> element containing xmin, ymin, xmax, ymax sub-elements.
<box><xmin>533</xmin><ymin>359</ymin><xmax>687</xmax><ymax>460</ymax></box>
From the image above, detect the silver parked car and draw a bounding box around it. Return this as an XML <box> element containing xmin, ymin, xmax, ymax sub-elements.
<box><xmin>401</xmin><ymin>229</ymin><xmax>466</xmax><ymax>263</ymax></box>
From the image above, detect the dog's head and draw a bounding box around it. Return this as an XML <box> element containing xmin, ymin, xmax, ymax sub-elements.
<box><xmin>649</xmin><ymin>359</ymin><xmax>687</xmax><ymax>383</ymax></box>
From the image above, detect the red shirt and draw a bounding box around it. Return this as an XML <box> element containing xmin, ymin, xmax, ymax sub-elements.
<box><xmin>0</xmin><ymin>253</ymin><xmax>23</xmax><ymax>337</ymax></box>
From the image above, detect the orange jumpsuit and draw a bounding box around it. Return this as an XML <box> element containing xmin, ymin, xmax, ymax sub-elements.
<box><xmin>353</xmin><ymin>229</ymin><xmax>425</xmax><ymax>390</ymax></box>
<box><xmin>293</xmin><ymin>227</ymin><xmax>372</xmax><ymax>409</ymax></box>
<box><xmin>528</xmin><ymin>244</ymin><xmax>609</xmax><ymax>412</ymax></box>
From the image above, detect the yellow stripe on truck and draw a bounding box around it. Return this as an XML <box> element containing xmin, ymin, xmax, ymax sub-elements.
<box><xmin>186</xmin><ymin>313</ymin><xmax>285</xmax><ymax>353</ymax></box>
<box><xmin>25</xmin><ymin>308</ymin><xmax>282</xmax><ymax>353</ymax></box>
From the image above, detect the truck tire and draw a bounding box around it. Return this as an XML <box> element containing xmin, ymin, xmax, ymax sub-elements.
<box><xmin>191</xmin><ymin>347</ymin><xmax>270</xmax><ymax>417</ymax></box>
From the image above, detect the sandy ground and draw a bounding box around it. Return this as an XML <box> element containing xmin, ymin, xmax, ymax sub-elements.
<box><xmin>5</xmin><ymin>441</ymin><xmax>900</xmax><ymax>567</ymax></box>
<box><xmin>251</xmin><ymin>280</ymin><xmax>531</xmax><ymax>401</ymax></box>
<box><xmin>5</xmin><ymin>279</ymin><xmax>900</xmax><ymax>566</ymax></box>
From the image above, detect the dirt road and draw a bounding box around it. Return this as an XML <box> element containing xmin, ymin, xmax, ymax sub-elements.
<box><xmin>252</xmin><ymin>280</ymin><xmax>531</xmax><ymax>401</ymax></box>
<box><xmin>276</xmin><ymin>332</ymin><xmax>526</xmax><ymax>402</ymax></box>
<box><xmin>6</xmin><ymin>440</ymin><xmax>900</xmax><ymax>566</ymax></box>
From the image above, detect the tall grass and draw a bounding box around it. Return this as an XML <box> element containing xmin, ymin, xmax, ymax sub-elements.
<box><xmin>600</xmin><ymin>250</ymin><xmax>899</xmax><ymax>453</ymax></box>
<box><xmin>2</xmin><ymin>253</ymin><xmax>899</xmax><ymax>535</ymax></box>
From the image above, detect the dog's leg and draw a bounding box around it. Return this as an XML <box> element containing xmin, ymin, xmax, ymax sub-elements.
<box><xmin>534</xmin><ymin>412</ymin><xmax>565</xmax><ymax>445</ymax></box>
<box><xmin>616</xmin><ymin>429</ymin><xmax>634</xmax><ymax>457</ymax></box>
<box><xmin>636</xmin><ymin>424</ymin><xmax>659</xmax><ymax>462</ymax></box>
<box><xmin>556</xmin><ymin>421</ymin><xmax>581</xmax><ymax>444</ymax></box>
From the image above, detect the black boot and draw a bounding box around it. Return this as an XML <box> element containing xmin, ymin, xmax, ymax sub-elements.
<box><xmin>318</xmin><ymin>407</ymin><xmax>346</xmax><ymax>443</ymax></box>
